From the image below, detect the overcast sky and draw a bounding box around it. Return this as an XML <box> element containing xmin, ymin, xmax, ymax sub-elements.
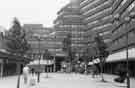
<box><xmin>0</xmin><ymin>0</ymin><xmax>69</xmax><ymax>30</ymax></box>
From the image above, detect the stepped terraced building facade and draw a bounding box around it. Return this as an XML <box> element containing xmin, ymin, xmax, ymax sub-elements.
<box><xmin>54</xmin><ymin>0</ymin><xmax>135</xmax><ymax>75</ymax></box>
<box><xmin>79</xmin><ymin>0</ymin><xmax>135</xmax><ymax>76</ymax></box>
<box><xmin>23</xmin><ymin>0</ymin><xmax>135</xmax><ymax>75</ymax></box>
<box><xmin>54</xmin><ymin>2</ymin><xmax>87</xmax><ymax>60</ymax></box>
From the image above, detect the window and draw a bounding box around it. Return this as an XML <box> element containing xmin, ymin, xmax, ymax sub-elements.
<box><xmin>84</xmin><ymin>7</ymin><xmax>112</xmax><ymax>22</ymax></box>
<box><xmin>101</xmin><ymin>15</ymin><xmax>112</xmax><ymax>21</ymax></box>
<box><xmin>114</xmin><ymin>40</ymin><xmax>117</xmax><ymax>45</ymax></box>
<box><xmin>121</xmin><ymin>0</ymin><xmax>128</xmax><ymax>6</ymax></box>
<box><xmin>133</xmin><ymin>28</ymin><xmax>135</xmax><ymax>34</ymax></box>
<box><xmin>87</xmin><ymin>20</ymin><xmax>98</xmax><ymax>26</ymax></box>
<box><xmin>129</xmin><ymin>31</ymin><xmax>134</xmax><ymax>38</ymax></box>
<box><xmin>99</xmin><ymin>31</ymin><xmax>110</xmax><ymax>36</ymax></box>
<box><xmin>127</xmin><ymin>1</ymin><xmax>135</xmax><ymax>11</ymax></box>
<box><xmin>122</xmin><ymin>36</ymin><xmax>126</xmax><ymax>43</ymax></box>
<box><xmin>104</xmin><ymin>39</ymin><xmax>111</xmax><ymax>43</ymax></box>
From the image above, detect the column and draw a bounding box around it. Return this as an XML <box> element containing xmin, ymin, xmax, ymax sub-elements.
<box><xmin>51</xmin><ymin>65</ymin><xmax>53</xmax><ymax>72</ymax></box>
<box><xmin>110</xmin><ymin>63</ymin><xmax>113</xmax><ymax>74</ymax></box>
<box><xmin>0</xmin><ymin>63</ymin><xmax>3</xmax><ymax>77</ymax></box>
<box><xmin>16</xmin><ymin>63</ymin><xmax>21</xmax><ymax>74</ymax></box>
<box><xmin>53</xmin><ymin>56</ymin><xmax>56</xmax><ymax>72</ymax></box>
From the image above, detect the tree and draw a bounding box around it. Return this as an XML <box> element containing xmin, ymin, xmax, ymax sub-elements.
<box><xmin>2</xmin><ymin>17</ymin><xmax>30</xmax><ymax>88</ymax></box>
<box><xmin>94</xmin><ymin>34</ymin><xmax>109</xmax><ymax>61</ymax></box>
<box><xmin>3</xmin><ymin>17</ymin><xmax>30</xmax><ymax>55</ymax></box>
<box><xmin>62</xmin><ymin>33</ymin><xmax>72</xmax><ymax>61</ymax></box>
<box><xmin>94</xmin><ymin>34</ymin><xmax>109</xmax><ymax>82</ymax></box>
<box><xmin>43</xmin><ymin>49</ymin><xmax>51</xmax><ymax>78</ymax></box>
<box><xmin>62</xmin><ymin>33</ymin><xmax>74</xmax><ymax>72</ymax></box>
<box><xmin>62</xmin><ymin>33</ymin><xmax>71</xmax><ymax>51</ymax></box>
<box><xmin>43</xmin><ymin>49</ymin><xmax>51</xmax><ymax>60</ymax></box>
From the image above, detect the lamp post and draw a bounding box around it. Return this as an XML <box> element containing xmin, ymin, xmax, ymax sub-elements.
<box><xmin>125</xmin><ymin>17</ymin><xmax>131</xmax><ymax>88</ymax></box>
<box><xmin>33</xmin><ymin>35</ymin><xmax>41</xmax><ymax>83</ymax></box>
<box><xmin>43</xmin><ymin>49</ymin><xmax>51</xmax><ymax>78</ymax></box>
<box><xmin>33</xmin><ymin>34</ymin><xmax>47</xmax><ymax>82</ymax></box>
<box><xmin>125</xmin><ymin>12</ymin><xmax>135</xmax><ymax>87</ymax></box>
<box><xmin>33</xmin><ymin>32</ymin><xmax>56</xmax><ymax>82</ymax></box>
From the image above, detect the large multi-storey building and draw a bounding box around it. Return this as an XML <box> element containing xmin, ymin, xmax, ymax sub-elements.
<box><xmin>23</xmin><ymin>24</ymin><xmax>65</xmax><ymax>72</ymax></box>
<box><xmin>105</xmin><ymin>1</ymin><xmax>135</xmax><ymax>76</ymax></box>
<box><xmin>23</xmin><ymin>0</ymin><xmax>135</xmax><ymax>75</ymax></box>
<box><xmin>79</xmin><ymin>0</ymin><xmax>135</xmax><ymax>76</ymax></box>
<box><xmin>80</xmin><ymin>0</ymin><xmax>113</xmax><ymax>55</ymax></box>
<box><xmin>54</xmin><ymin>1</ymin><xmax>87</xmax><ymax>61</ymax></box>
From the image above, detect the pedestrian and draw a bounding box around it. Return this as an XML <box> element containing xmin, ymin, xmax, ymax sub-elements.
<box><xmin>31</xmin><ymin>68</ymin><xmax>35</xmax><ymax>76</ymax></box>
<box><xmin>29</xmin><ymin>68</ymin><xmax>37</xmax><ymax>86</ymax></box>
<box><xmin>91</xmin><ymin>64</ymin><xmax>100</xmax><ymax>78</ymax></box>
<box><xmin>92</xmin><ymin>65</ymin><xmax>98</xmax><ymax>78</ymax></box>
<box><xmin>23</xmin><ymin>65</ymin><xmax>30</xmax><ymax>84</ymax></box>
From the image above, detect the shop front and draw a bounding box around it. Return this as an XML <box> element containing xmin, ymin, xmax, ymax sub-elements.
<box><xmin>0</xmin><ymin>51</ymin><xmax>31</xmax><ymax>77</ymax></box>
<box><xmin>104</xmin><ymin>48</ymin><xmax>135</xmax><ymax>77</ymax></box>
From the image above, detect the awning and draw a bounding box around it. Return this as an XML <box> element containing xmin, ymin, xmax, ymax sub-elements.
<box><xmin>0</xmin><ymin>50</ymin><xmax>31</xmax><ymax>63</ymax></box>
<box><xmin>106</xmin><ymin>48</ymin><xmax>135</xmax><ymax>62</ymax></box>
<box><xmin>27</xmin><ymin>59</ymin><xmax>54</xmax><ymax>66</ymax></box>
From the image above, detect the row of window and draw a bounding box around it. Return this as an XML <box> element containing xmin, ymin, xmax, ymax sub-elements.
<box><xmin>116</xmin><ymin>0</ymin><xmax>128</xmax><ymax>12</ymax></box>
<box><xmin>87</xmin><ymin>15</ymin><xmax>113</xmax><ymax>29</ymax></box>
<box><xmin>92</xmin><ymin>23</ymin><xmax>112</xmax><ymax>31</ymax></box>
<box><xmin>71</xmin><ymin>38</ymin><xmax>88</xmax><ymax>41</ymax></box>
<box><xmin>99</xmin><ymin>31</ymin><xmax>111</xmax><ymax>36</ymax></box>
<box><xmin>121</xmin><ymin>1</ymin><xmax>135</xmax><ymax>18</ymax></box>
<box><xmin>112</xmin><ymin>20</ymin><xmax>135</xmax><ymax>36</ymax></box>
<box><xmin>83</xmin><ymin>0</ymin><xmax>134</xmax><ymax>25</ymax></box>
<box><xmin>82</xmin><ymin>0</ymin><xmax>112</xmax><ymax>17</ymax></box>
<box><xmin>84</xmin><ymin>7</ymin><xmax>112</xmax><ymax>23</ymax></box>
<box><xmin>63</xmin><ymin>15</ymin><xmax>81</xmax><ymax>18</ymax></box>
<box><xmin>81</xmin><ymin>0</ymin><xmax>104</xmax><ymax>13</ymax></box>
<box><xmin>110</xmin><ymin>1</ymin><xmax>135</xmax><ymax>35</ymax></box>
<box><xmin>112</xmin><ymin>30</ymin><xmax>135</xmax><ymax>46</ymax></box>
<box><xmin>48</xmin><ymin>49</ymin><xmax>62</xmax><ymax>52</ymax></box>
<box><xmin>71</xmin><ymin>32</ymin><xmax>85</xmax><ymax>35</ymax></box>
<box><xmin>58</xmin><ymin>25</ymin><xmax>85</xmax><ymax>28</ymax></box>
<box><xmin>28</xmin><ymin>41</ymin><xmax>62</xmax><ymax>45</ymax></box>
<box><xmin>80</xmin><ymin>0</ymin><xmax>91</xmax><ymax>7</ymax></box>
<box><xmin>71</xmin><ymin>44</ymin><xmax>86</xmax><ymax>47</ymax></box>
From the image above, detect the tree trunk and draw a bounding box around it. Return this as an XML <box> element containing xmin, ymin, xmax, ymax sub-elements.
<box><xmin>100</xmin><ymin>57</ymin><xmax>106</xmax><ymax>82</ymax></box>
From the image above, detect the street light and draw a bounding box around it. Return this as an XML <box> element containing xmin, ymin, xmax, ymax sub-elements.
<box><xmin>125</xmin><ymin>17</ymin><xmax>131</xmax><ymax>88</ymax></box>
<box><xmin>125</xmin><ymin>12</ymin><xmax>135</xmax><ymax>88</ymax></box>
<box><xmin>33</xmin><ymin>34</ymin><xmax>42</xmax><ymax>83</ymax></box>
<box><xmin>33</xmin><ymin>32</ymin><xmax>56</xmax><ymax>82</ymax></box>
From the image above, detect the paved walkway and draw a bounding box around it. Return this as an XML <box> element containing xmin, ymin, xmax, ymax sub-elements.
<box><xmin>0</xmin><ymin>73</ymin><xmax>135</xmax><ymax>88</ymax></box>
<box><xmin>36</xmin><ymin>73</ymin><xmax>135</xmax><ymax>88</ymax></box>
<box><xmin>0</xmin><ymin>76</ymin><xmax>18</xmax><ymax>88</ymax></box>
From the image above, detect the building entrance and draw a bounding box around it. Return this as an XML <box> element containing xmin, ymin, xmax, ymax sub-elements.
<box><xmin>55</xmin><ymin>56</ymin><xmax>65</xmax><ymax>72</ymax></box>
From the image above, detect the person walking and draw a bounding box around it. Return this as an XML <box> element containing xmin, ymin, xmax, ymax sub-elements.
<box><xmin>30</xmin><ymin>68</ymin><xmax>35</xmax><ymax>76</ymax></box>
<box><xmin>23</xmin><ymin>65</ymin><xmax>30</xmax><ymax>84</ymax></box>
<box><xmin>92</xmin><ymin>65</ymin><xmax>99</xmax><ymax>78</ymax></box>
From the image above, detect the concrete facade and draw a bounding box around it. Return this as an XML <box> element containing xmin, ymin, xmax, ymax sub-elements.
<box><xmin>79</xmin><ymin>0</ymin><xmax>135</xmax><ymax>76</ymax></box>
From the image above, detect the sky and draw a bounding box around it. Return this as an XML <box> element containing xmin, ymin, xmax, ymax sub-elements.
<box><xmin>0</xmin><ymin>0</ymin><xmax>70</xmax><ymax>30</ymax></box>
